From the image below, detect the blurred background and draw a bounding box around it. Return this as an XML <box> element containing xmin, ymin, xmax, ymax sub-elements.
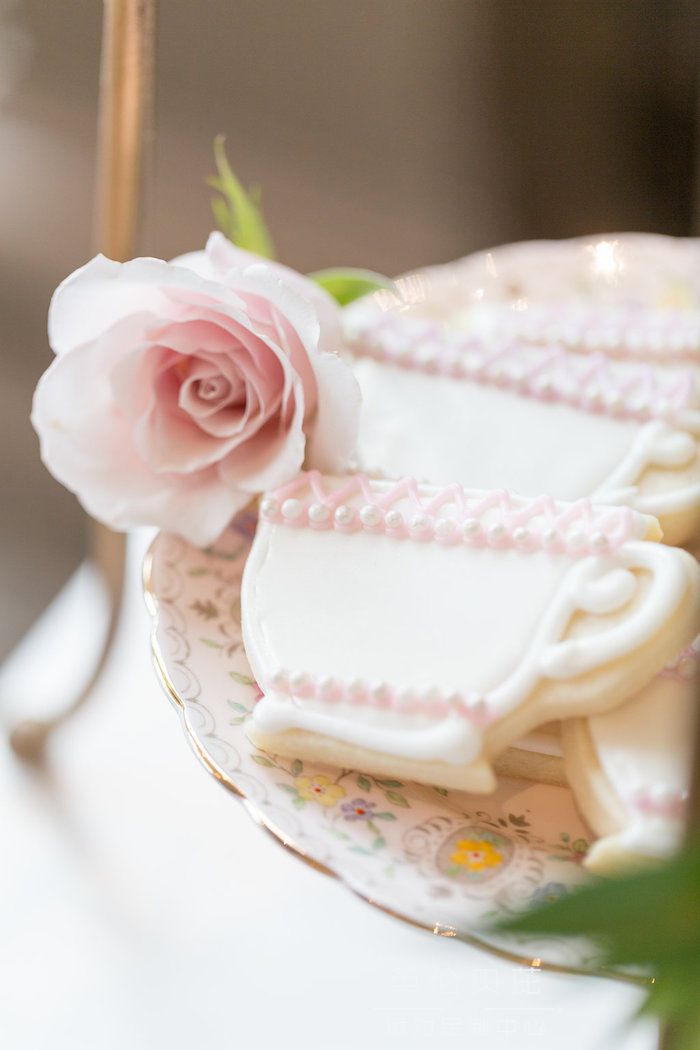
<box><xmin>1</xmin><ymin>0</ymin><xmax>699</xmax><ymax>656</ymax></box>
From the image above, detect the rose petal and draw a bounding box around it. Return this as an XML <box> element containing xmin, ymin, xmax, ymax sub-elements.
<box><xmin>178</xmin><ymin>359</ymin><xmax>245</xmax><ymax>421</ymax></box>
<box><xmin>175</xmin><ymin>231</ymin><xmax>341</xmax><ymax>351</ymax></box>
<box><xmin>305</xmin><ymin>351</ymin><xmax>362</xmax><ymax>473</ymax></box>
<box><xmin>218</xmin><ymin>369</ymin><xmax>307</xmax><ymax>492</ymax></box>
<box><xmin>32</xmin><ymin>330</ymin><xmax>244</xmax><ymax>546</ymax></box>
<box><xmin>49</xmin><ymin>254</ymin><xmax>249</xmax><ymax>355</ymax></box>
<box><xmin>110</xmin><ymin>342</ymin><xmax>177</xmax><ymax>421</ymax></box>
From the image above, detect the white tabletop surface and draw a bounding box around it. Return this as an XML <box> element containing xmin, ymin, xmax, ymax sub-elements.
<box><xmin>0</xmin><ymin>532</ymin><xmax>658</xmax><ymax>1050</ymax></box>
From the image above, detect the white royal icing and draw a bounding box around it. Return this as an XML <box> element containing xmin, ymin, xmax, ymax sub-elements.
<box><xmin>580</xmin><ymin>637</ymin><xmax>698</xmax><ymax>868</ymax></box>
<box><xmin>343</xmin><ymin>304</ymin><xmax>700</xmax><ymax>520</ymax></box>
<box><xmin>243</xmin><ymin>474</ymin><xmax>689</xmax><ymax>771</ymax></box>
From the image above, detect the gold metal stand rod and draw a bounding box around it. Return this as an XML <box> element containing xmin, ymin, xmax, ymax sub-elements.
<box><xmin>11</xmin><ymin>0</ymin><xmax>156</xmax><ymax>762</ymax></box>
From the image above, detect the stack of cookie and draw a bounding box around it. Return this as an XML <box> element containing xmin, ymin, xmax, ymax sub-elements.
<box><xmin>241</xmin><ymin>235</ymin><xmax>700</xmax><ymax>874</ymax></box>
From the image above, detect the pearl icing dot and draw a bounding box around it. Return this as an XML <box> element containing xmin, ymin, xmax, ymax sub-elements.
<box><xmin>260</xmin><ymin>497</ymin><xmax>278</xmax><ymax>519</ymax></box>
<box><xmin>434</xmin><ymin>518</ymin><xmax>456</xmax><ymax>540</ymax></box>
<box><xmin>487</xmin><ymin>523</ymin><xmax>507</xmax><ymax>543</ymax></box>
<box><xmin>370</xmin><ymin>683</ymin><xmax>391</xmax><ymax>706</ymax></box>
<box><xmin>308</xmin><ymin>502</ymin><xmax>330</xmax><ymax>524</ymax></box>
<box><xmin>334</xmin><ymin>504</ymin><xmax>354</xmax><ymax>527</ymax></box>
<box><xmin>348</xmin><ymin>679</ymin><xmax>367</xmax><ymax>703</ymax></box>
<box><xmin>281</xmin><ymin>498</ymin><xmax>303</xmax><ymax>521</ymax></box>
<box><xmin>566</xmin><ymin>528</ymin><xmax>586</xmax><ymax>549</ymax></box>
<box><xmin>289</xmin><ymin>669</ymin><xmax>309</xmax><ymax>688</ymax></box>
<box><xmin>462</xmin><ymin>518</ymin><xmax>481</xmax><ymax>540</ymax></box>
<box><xmin>359</xmin><ymin>504</ymin><xmax>382</xmax><ymax>527</ymax></box>
<box><xmin>385</xmin><ymin>509</ymin><xmax>403</xmax><ymax>529</ymax></box>
<box><xmin>410</xmin><ymin>513</ymin><xmax>430</xmax><ymax>533</ymax></box>
<box><xmin>395</xmin><ymin>689</ymin><xmax>417</xmax><ymax>712</ymax></box>
<box><xmin>270</xmin><ymin>670</ymin><xmax>289</xmax><ymax>692</ymax></box>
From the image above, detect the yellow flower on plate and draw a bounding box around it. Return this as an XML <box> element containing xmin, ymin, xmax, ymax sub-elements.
<box><xmin>450</xmin><ymin>838</ymin><xmax>503</xmax><ymax>872</ymax></box>
<box><xmin>295</xmin><ymin>774</ymin><xmax>346</xmax><ymax>807</ymax></box>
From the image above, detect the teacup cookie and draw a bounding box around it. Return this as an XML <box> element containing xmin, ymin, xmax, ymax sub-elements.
<box><xmin>343</xmin><ymin>300</ymin><xmax>700</xmax><ymax>547</ymax></box>
<box><xmin>563</xmin><ymin>635</ymin><xmax>699</xmax><ymax>874</ymax></box>
<box><xmin>242</xmin><ymin>471</ymin><xmax>700</xmax><ymax>792</ymax></box>
<box><xmin>409</xmin><ymin>234</ymin><xmax>700</xmax><ymax>363</ymax></box>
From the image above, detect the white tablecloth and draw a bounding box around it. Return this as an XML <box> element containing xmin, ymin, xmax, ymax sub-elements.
<box><xmin>0</xmin><ymin>533</ymin><xmax>657</xmax><ymax>1050</ymax></box>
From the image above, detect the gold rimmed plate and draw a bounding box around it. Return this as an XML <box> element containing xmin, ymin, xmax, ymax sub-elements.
<box><xmin>143</xmin><ymin>516</ymin><xmax>647</xmax><ymax>979</ymax></box>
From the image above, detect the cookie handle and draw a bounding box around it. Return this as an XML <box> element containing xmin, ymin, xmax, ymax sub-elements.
<box><xmin>540</xmin><ymin>543</ymin><xmax>691</xmax><ymax>679</ymax></box>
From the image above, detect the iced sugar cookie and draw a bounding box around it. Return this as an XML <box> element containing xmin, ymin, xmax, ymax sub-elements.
<box><xmin>344</xmin><ymin>305</ymin><xmax>700</xmax><ymax>547</ymax></box>
<box><xmin>406</xmin><ymin>234</ymin><xmax>700</xmax><ymax>363</ymax></box>
<box><xmin>242</xmin><ymin>471</ymin><xmax>700</xmax><ymax>792</ymax></box>
<box><xmin>563</xmin><ymin>636</ymin><xmax>699</xmax><ymax>874</ymax></box>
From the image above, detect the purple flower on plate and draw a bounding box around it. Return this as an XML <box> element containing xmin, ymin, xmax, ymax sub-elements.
<box><xmin>342</xmin><ymin>798</ymin><xmax>376</xmax><ymax>821</ymax></box>
<box><xmin>532</xmin><ymin>881</ymin><xmax>568</xmax><ymax>905</ymax></box>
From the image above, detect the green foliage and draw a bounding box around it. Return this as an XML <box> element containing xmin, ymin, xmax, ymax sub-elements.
<box><xmin>208</xmin><ymin>136</ymin><xmax>275</xmax><ymax>259</ymax></box>
<box><xmin>309</xmin><ymin>267</ymin><xmax>394</xmax><ymax>306</ymax></box>
<box><xmin>494</xmin><ymin>838</ymin><xmax>700</xmax><ymax>1049</ymax></box>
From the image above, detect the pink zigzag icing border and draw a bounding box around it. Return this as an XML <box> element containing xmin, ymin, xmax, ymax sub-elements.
<box><xmin>260</xmin><ymin>471</ymin><xmax>641</xmax><ymax>556</ymax></box>
<box><xmin>348</xmin><ymin>314</ymin><xmax>697</xmax><ymax>424</ymax></box>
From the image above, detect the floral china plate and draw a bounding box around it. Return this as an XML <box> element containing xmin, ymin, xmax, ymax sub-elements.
<box><xmin>144</xmin><ymin>514</ymin><xmax>635</xmax><ymax>977</ymax></box>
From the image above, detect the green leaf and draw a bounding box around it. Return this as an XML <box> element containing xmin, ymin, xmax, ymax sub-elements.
<box><xmin>376</xmin><ymin>779</ymin><xmax>403</xmax><ymax>789</ymax></box>
<box><xmin>229</xmin><ymin>671</ymin><xmax>256</xmax><ymax>687</ymax></box>
<box><xmin>372</xmin><ymin>836</ymin><xmax>386</xmax><ymax>850</ymax></box>
<box><xmin>251</xmin><ymin>753</ymin><xmax>275</xmax><ymax>767</ymax></box>
<box><xmin>208</xmin><ymin>135</ymin><xmax>275</xmax><ymax>259</ymax></box>
<box><xmin>228</xmin><ymin>716</ymin><xmax>246</xmax><ymax>726</ymax></box>
<box><xmin>227</xmin><ymin>700</ymin><xmax>248</xmax><ymax>712</ymax></box>
<box><xmin>278</xmin><ymin>783</ymin><xmax>298</xmax><ymax>794</ymax></box>
<box><xmin>494</xmin><ymin>840</ymin><xmax>700</xmax><ymax>969</ymax></box>
<box><xmin>433</xmin><ymin>786</ymin><xmax>448</xmax><ymax>797</ymax></box>
<box><xmin>291</xmin><ymin>758</ymin><xmax>303</xmax><ymax>777</ymax></box>
<box><xmin>373</xmin><ymin>811</ymin><xmax>397</xmax><ymax>821</ymax></box>
<box><xmin>199</xmin><ymin>638</ymin><xmax>223</xmax><ymax>649</ymax></box>
<box><xmin>357</xmin><ymin>775</ymin><xmax>372</xmax><ymax>792</ymax></box>
<box><xmin>385</xmin><ymin>790</ymin><xmax>409</xmax><ymax>808</ymax></box>
<box><xmin>308</xmin><ymin>267</ymin><xmax>394</xmax><ymax>306</ymax></box>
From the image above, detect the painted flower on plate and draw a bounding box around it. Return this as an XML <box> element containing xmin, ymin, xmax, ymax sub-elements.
<box><xmin>341</xmin><ymin>798</ymin><xmax>376</xmax><ymax>821</ymax></box>
<box><xmin>449</xmin><ymin>838</ymin><xmax>503</xmax><ymax>872</ymax></box>
<box><xmin>32</xmin><ymin>232</ymin><xmax>360</xmax><ymax>547</ymax></box>
<box><xmin>532</xmin><ymin>881</ymin><xmax>568</xmax><ymax>906</ymax></box>
<box><xmin>294</xmin><ymin>774</ymin><xmax>347</xmax><ymax>807</ymax></box>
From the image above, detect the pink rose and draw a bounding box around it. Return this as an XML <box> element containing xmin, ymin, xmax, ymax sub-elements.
<box><xmin>32</xmin><ymin>233</ymin><xmax>360</xmax><ymax>546</ymax></box>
